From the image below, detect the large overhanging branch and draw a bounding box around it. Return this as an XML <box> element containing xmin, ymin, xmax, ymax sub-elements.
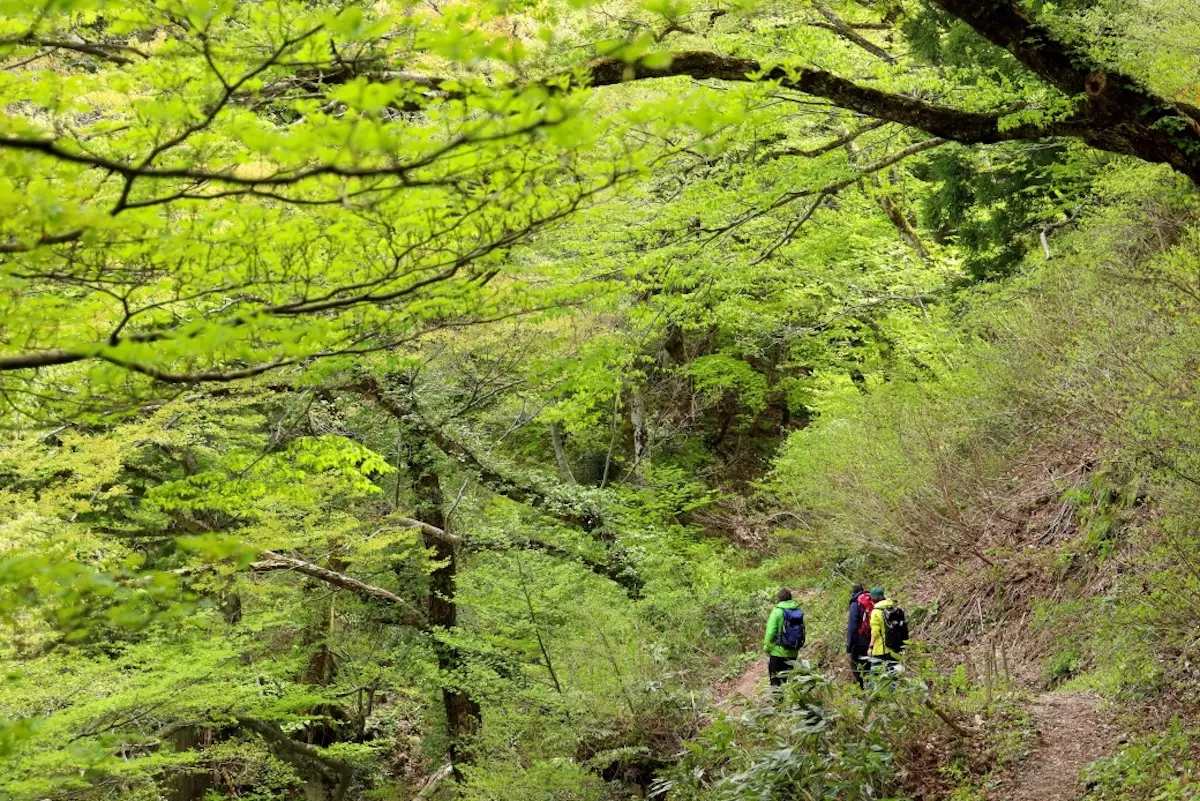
<box><xmin>237</xmin><ymin>37</ymin><xmax>1037</xmax><ymax>150</ymax></box>
<box><xmin>7</xmin><ymin>3</ymin><xmax>1199</xmax><ymax>191</ymax></box>
<box><xmin>323</xmin><ymin>17</ymin><xmax>1199</xmax><ymax>181</ymax></box>
<box><xmin>931</xmin><ymin>0</ymin><xmax>1200</xmax><ymax>181</ymax></box>
<box><xmin>281</xmin><ymin>36</ymin><xmax>1194</xmax><ymax>179</ymax></box>
<box><xmin>574</xmin><ymin>49</ymin><xmax>1199</xmax><ymax>182</ymax></box>
<box><xmin>396</xmin><ymin>51</ymin><xmax>1086</xmax><ymax>145</ymax></box>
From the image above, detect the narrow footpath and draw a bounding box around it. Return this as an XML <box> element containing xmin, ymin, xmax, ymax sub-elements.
<box><xmin>716</xmin><ymin>655</ymin><xmax>767</xmax><ymax>708</ymax></box>
<box><xmin>987</xmin><ymin>691</ymin><xmax>1117</xmax><ymax>801</ymax></box>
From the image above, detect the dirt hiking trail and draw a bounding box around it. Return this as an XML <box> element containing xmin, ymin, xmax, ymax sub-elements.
<box><xmin>988</xmin><ymin>691</ymin><xmax>1117</xmax><ymax>801</ymax></box>
<box><xmin>715</xmin><ymin>655</ymin><xmax>767</xmax><ymax>707</ymax></box>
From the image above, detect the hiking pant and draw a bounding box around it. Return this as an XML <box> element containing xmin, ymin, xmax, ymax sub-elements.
<box><xmin>849</xmin><ymin>645</ymin><xmax>870</xmax><ymax>688</ymax></box>
<box><xmin>866</xmin><ymin>654</ymin><xmax>899</xmax><ymax>690</ymax></box>
<box><xmin>768</xmin><ymin>655</ymin><xmax>793</xmax><ymax>687</ymax></box>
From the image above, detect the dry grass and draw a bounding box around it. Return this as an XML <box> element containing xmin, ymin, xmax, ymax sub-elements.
<box><xmin>897</xmin><ymin>432</ymin><xmax>1131</xmax><ymax>688</ymax></box>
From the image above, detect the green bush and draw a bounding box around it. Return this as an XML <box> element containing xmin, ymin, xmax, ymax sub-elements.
<box><xmin>656</xmin><ymin>660</ymin><xmax>998</xmax><ymax>801</ymax></box>
<box><xmin>1082</xmin><ymin>722</ymin><xmax>1199</xmax><ymax>801</ymax></box>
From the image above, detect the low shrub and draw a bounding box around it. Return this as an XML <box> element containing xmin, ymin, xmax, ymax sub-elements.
<box><xmin>1081</xmin><ymin>721</ymin><xmax>1200</xmax><ymax>801</ymax></box>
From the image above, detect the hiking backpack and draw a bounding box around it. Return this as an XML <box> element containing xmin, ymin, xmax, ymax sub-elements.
<box><xmin>856</xmin><ymin>592</ymin><xmax>875</xmax><ymax>637</ymax></box>
<box><xmin>882</xmin><ymin>606</ymin><xmax>910</xmax><ymax>653</ymax></box>
<box><xmin>776</xmin><ymin>608</ymin><xmax>806</xmax><ymax>650</ymax></box>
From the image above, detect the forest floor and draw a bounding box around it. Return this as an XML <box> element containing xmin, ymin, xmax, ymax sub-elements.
<box><xmin>986</xmin><ymin>690</ymin><xmax>1116</xmax><ymax>801</ymax></box>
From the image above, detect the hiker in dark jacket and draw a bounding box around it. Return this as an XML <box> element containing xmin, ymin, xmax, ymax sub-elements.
<box><xmin>763</xmin><ymin>588</ymin><xmax>805</xmax><ymax>687</ymax></box>
<box><xmin>845</xmin><ymin>584</ymin><xmax>870</xmax><ymax>688</ymax></box>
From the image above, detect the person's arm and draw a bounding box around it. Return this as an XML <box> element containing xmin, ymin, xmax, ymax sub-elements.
<box><xmin>846</xmin><ymin>601</ymin><xmax>860</xmax><ymax>653</ymax></box>
<box><xmin>869</xmin><ymin>608</ymin><xmax>882</xmax><ymax>652</ymax></box>
<box><xmin>763</xmin><ymin>608</ymin><xmax>780</xmax><ymax>653</ymax></box>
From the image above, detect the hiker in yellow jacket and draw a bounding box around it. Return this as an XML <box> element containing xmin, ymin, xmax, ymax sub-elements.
<box><xmin>867</xmin><ymin>587</ymin><xmax>902</xmax><ymax>662</ymax></box>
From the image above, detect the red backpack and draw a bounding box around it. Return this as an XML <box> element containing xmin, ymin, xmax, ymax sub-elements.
<box><xmin>856</xmin><ymin>592</ymin><xmax>875</xmax><ymax>637</ymax></box>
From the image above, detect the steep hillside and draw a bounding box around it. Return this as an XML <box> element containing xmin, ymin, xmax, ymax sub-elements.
<box><xmin>760</xmin><ymin>166</ymin><xmax>1200</xmax><ymax>797</ymax></box>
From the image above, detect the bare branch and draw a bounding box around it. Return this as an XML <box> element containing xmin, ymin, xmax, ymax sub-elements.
<box><xmin>251</xmin><ymin>549</ymin><xmax>423</xmax><ymax>626</ymax></box>
<box><xmin>1</xmin><ymin>35</ymin><xmax>150</xmax><ymax>65</ymax></box>
<box><xmin>765</xmin><ymin>120</ymin><xmax>888</xmax><ymax>160</ymax></box>
<box><xmin>750</xmin><ymin>191</ymin><xmax>830</xmax><ymax>265</ymax></box>
<box><xmin>812</xmin><ymin>3</ymin><xmax>897</xmax><ymax>63</ymax></box>
<box><xmin>0</xmin><ymin>121</ymin><xmax>542</xmax><ymax>190</ymax></box>
<box><xmin>711</xmin><ymin>137</ymin><xmax>950</xmax><ymax>250</ymax></box>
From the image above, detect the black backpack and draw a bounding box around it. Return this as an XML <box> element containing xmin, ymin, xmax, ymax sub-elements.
<box><xmin>776</xmin><ymin>608</ymin><xmax>806</xmax><ymax>650</ymax></box>
<box><xmin>882</xmin><ymin>606</ymin><xmax>909</xmax><ymax>653</ymax></box>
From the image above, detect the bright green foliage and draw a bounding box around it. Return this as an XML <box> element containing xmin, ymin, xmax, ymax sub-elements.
<box><xmin>0</xmin><ymin>395</ymin><xmax>436</xmax><ymax>798</ymax></box>
<box><xmin>0</xmin><ymin>0</ymin><xmax>652</xmax><ymax>420</ymax></box>
<box><xmin>1</xmin><ymin>1</ymin><xmax>1200</xmax><ymax>799</ymax></box>
<box><xmin>687</xmin><ymin>353</ymin><xmax>768</xmax><ymax>416</ymax></box>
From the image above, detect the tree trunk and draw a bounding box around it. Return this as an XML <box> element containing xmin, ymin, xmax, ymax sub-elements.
<box><xmin>629</xmin><ymin>388</ymin><xmax>649</xmax><ymax>473</ymax></box>
<box><xmin>549</xmin><ymin>422</ymin><xmax>577</xmax><ymax>485</ymax></box>
<box><xmin>403</xmin><ymin>435</ymin><xmax>481</xmax><ymax>778</ymax></box>
<box><xmin>165</xmin><ymin>727</ymin><xmax>210</xmax><ymax>801</ymax></box>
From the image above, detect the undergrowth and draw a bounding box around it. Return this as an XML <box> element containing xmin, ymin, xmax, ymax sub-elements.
<box><xmin>1081</xmin><ymin>721</ymin><xmax>1200</xmax><ymax>801</ymax></box>
<box><xmin>657</xmin><ymin>659</ymin><xmax>1028</xmax><ymax>801</ymax></box>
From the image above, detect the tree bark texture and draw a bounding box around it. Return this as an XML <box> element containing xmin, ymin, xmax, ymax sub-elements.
<box><xmin>549</xmin><ymin>422</ymin><xmax>577</xmax><ymax>485</ymax></box>
<box><xmin>402</xmin><ymin>428</ymin><xmax>481</xmax><ymax>779</ymax></box>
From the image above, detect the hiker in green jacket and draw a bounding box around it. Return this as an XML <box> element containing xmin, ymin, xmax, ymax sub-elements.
<box><xmin>763</xmin><ymin>588</ymin><xmax>806</xmax><ymax>687</ymax></box>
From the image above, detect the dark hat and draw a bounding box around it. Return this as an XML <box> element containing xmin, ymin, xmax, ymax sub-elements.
<box><xmin>869</xmin><ymin>587</ymin><xmax>885</xmax><ymax>601</ymax></box>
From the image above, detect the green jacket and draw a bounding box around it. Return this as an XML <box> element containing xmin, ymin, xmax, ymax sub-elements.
<box><xmin>763</xmin><ymin>600</ymin><xmax>803</xmax><ymax>658</ymax></box>
<box><xmin>870</xmin><ymin>598</ymin><xmax>901</xmax><ymax>658</ymax></box>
